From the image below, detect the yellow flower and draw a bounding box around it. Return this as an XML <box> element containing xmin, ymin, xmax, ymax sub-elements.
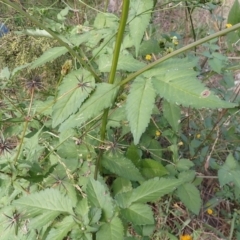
<box><xmin>155</xmin><ymin>130</ymin><xmax>161</xmax><ymax>137</ymax></box>
<box><xmin>226</xmin><ymin>23</ymin><xmax>232</xmax><ymax>28</ymax></box>
<box><xmin>172</xmin><ymin>36</ymin><xmax>178</xmax><ymax>45</ymax></box>
<box><xmin>207</xmin><ymin>208</ymin><xmax>213</xmax><ymax>215</ymax></box>
<box><xmin>145</xmin><ymin>54</ymin><xmax>152</xmax><ymax>61</ymax></box>
<box><xmin>178</xmin><ymin>141</ymin><xmax>184</xmax><ymax>146</ymax></box>
<box><xmin>180</xmin><ymin>234</ymin><xmax>192</xmax><ymax>240</ymax></box>
<box><xmin>196</xmin><ymin>134</ymin><xmax>201</xmax><ymax>139</ymax></box>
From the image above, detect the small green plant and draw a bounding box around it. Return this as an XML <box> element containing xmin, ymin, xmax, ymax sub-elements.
<box><xmin>0</xmin><ymin>0</ymin><xmax>240</xmax><ymax>239</ymax></box>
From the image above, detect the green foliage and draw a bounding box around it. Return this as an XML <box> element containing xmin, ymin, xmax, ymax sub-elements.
<box><xmin>129</xmin><ymin>0</ymin><xmax>154</xmax><ymax>56</ymax></box>
<box><xmin>0</xmin><ymin>0</ymin><xmax>240</xmax><ymax>239</ymax></box>
<box><xmin>126</xmin><ymin>76</ymin><xmax>156</xmax><ymax>144</ymax></box>
<box><xmin>176</xmin><ymin>183</ymin><xmax>201</xmax><ymax>215</ymax></box>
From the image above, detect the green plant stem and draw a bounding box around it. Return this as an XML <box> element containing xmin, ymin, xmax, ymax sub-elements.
<box><xmin>94</xmin><ymin>0</ymin><xmax>130</xmax><ymax>180</ymax></box>
<box><xmin>119</xmin><ymin>23</ymin><xmax>240</xmax><ymax>87</ymax></box>
<box><xmin>1</xmin><ymin>0</ymin><xmax>100</xmax><ymax>82</ymax></box>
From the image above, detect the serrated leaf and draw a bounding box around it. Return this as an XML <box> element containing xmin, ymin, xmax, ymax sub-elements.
<box><xmin>102</xmin><ymin>153</ymin><xmax>144</xmax><ymax>181</ymax></box>
<box><xmin>52</xmin><ymin>69</ymin><xmax>95</xmax><ymax>127</ymax></box>
<box><xmin>178</xmin><ymin>170</ymin><xmax>196</xmax><ymax>183</ymax></box>
<box><xmin>126</xmin><ymin>77</ymin><xmax>156</xmax><ymax>144</ymax></box>
<box><xmin>144</xmin><ymin>58</ymin><xmax>236</xmax><ymax>109</ymax></box>
<box><xmin>98</xmin><ymin>54</ymin><xmax>145</xmax><ymax>72</ymax></box>
<box><xmin>218</xmin><ymin>154</ymin><xmax>240</xmax><ymax>187</ymax></box>
<box><xmin>177</xmin><ymin>183</ymin><xmax>201</xmax><ymax>214</ymax></box>
<box><xmin>30</xmin><ymin>46</ymin><xmax>68</xmax><ymax>69</ymax></box>
<box><xmin>89</xmin><ymin>208</ymin><xmax>102</xmax><ymax>224</ymax></box>
<box><xmin>28</xmin><ymin>211</ymin><xmax>59</xmax><ymax>229</ymax></box>
<box><xmin>121</xmin><ymin>203</ymin><xmax>154</xmax><ymax>225</ymax></box>
<box><xmin>75</xmin><ymin>198</ymin><xmax>89</xmax><ymax>225</ymax></box>
<box><xmin>96</xmin><ymin>217</ymin><xmax>124</xmax><ymax>240</ymax></box>
<box><xmin>129</xmin><ymin>0</ymin><xmax>154</xmax><ymax>56</ymax></box>
<box><xmin>176</xmin><ymin>159</ymin><xmax>194</xmax><ymax>171</ymax></box>
<box><xmin>46</xmin><ymin>216</ymin><xmax>76</xmax><ymax>240</ymax></box>
<box><xmin>163</xmin><ymin>100</ymin><xmax>181</xmax><ymax>132</ymax></box>
<box><xmin>140</xmin><ymin>159</ymin><xmax>169</xmax><ymax>179</ymax></box>
<box><xmin>224</xmin><ymin>153</ymin><xmax>238</xmax><ymax>169</ymax></box>
<box><xmin>112</xmin><ymin>177</ymin><xmax>132</xmax><ymax>196</ymax></box>
<box><xmin>115</xmin><ymin>191</ymin><xmax>133</xmax><ymax>208</ymax></box>
<box><xmin>86</xmin><ymin>178</ymin><xmax>114</xmax><ymax>220</ymax></box>
<box><xmin>13</xmin><ymin>188</ymin><xmax>74</xmax><ymax>216</ymax></box>
<box><xmin>218</xmin><ymin>166</ymin><xmax>233</xmax><ymax>187</ymax></box>
<box><xmin>59</xmin><ymin>83</ymin><xmax>119</xmax><ymax>131</ymax></box>
<box><xmin>130</xmin><ymin>178</ymin><xmax>181</xmax><ymax>203</ymax></box>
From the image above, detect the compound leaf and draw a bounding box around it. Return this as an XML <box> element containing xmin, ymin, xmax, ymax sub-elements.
<box><xmin>144</xmin><ymin>58</ymin><xmax>236</xmax><ymax>109</ymax></box>
<box><xmin>13</xmin><ymin>188</ymin><xmax>74</xmax><ymax>216</ymax></box>
<box><xmin>59</xmin><ymin>83</ymin><xmax>119</xmax><ymax>131</ymax></box>
<box><xmin>52</xmin><ymin>69</ymin><xmax>95</xmax><ymax>127</ymax></box>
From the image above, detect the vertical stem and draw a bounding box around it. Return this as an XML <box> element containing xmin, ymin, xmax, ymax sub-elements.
<box><xmin>94</xmin><ymin>0</ymin><xmax>130</xmax><ymax>180</ymax></box>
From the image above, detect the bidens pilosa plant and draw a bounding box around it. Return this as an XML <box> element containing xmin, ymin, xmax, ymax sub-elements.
<box><xmin>0</xmin><ymin>0</ymin><xmax>240</xmax><ymax>239</ymax></box>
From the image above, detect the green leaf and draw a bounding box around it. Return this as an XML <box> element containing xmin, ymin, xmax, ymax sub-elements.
<box><xmin>75</xmin><ymin>198</ymin><xmax>89</xmax><ymax>225</ymax></box>
<box><xmin>59</xmin><ymin>83</ymin><xmax>119</xmax><ymax>131</ymax></box>
<box><xmin>163</xmin><ymin>100</ymin><xmax>181</xmax><ymax>132</ymax></box>
<box><xmin>178</xmin><ymin>171</ymin><xmax>196</xmax><ymax>183</ymax></box>
<box><xmin>115</xmin><ymin>191</ymin><xmax>133</xmax><ymax>208</ymax></box>
<box><xmin>218</xmin><ymin>154</ymin><xmax>240</xmax><ymax>187</ymax></box>
<box><xmin>52</xmin><ymin>69</ymin><xmax>95</xmax><ymax>128</ymax></box>
<box><xmin>125</xmin><ymin>144</ymin><xmax>141</xmax><ymax>166</ymax></box>
<box><xmin>129</xmin><ymin>0</ymin><xmax>154</xmax><ymax>56</ymax></box>
<box><xmin>89</xmin><ymin>208</ymin><xmax>102</xmax><ymax>224</ymax></box>
<box><xmin>86</xmin><ymin>178</ymin><xmax>114</xmax><ymax>220</ymax></box>
<box><xmin>144</xmin><ymin>58</ymin><xmax>236</xmax><ymax>109</ymax></box>
<box><xmin>28</xmin><ymin>211</ymin><xmax>59</xmax><ymax>229</ymax></box>
<box><xmin>13</xmin><ymin>188</ymin><xmax>74</xmax><ymax>216</ymax></box>
<box><xmin>46</xmin><ymin>216</ymin><xmax>76</xmax><ymax>240</ymax></box>
<box><xmin>126</xmin><ymin>77</ymin><xmax>156</xmax><ymax>144</ymax></box>
<box><xmin>121</xmin><ymin>203</ymin><xmax>154</xmax><ymax>225</ymax></box>
<box><xmin>96</xmin><ymin>217</ymin><xmax>124</xmax><ymax>240</ymax></box>
<box><xmin>130</xmin><ymin>178</ymin><xmax>181</xmax><ymax>203</ymax></box>
<box><xmin>176</xmin><ymin>159</ymin><xmax>194</xmax><ymax>171</ymax></box>
<box><xmin>139</xmin><ymin>39</ymin><xmax>161</xmax><ymax>56</ymax></box>
<box><xmin>177</xmin><ymin>183</ymin><xmax>201</xmax><ymax>214</ymax></box>
<box><xmin>102</xmin><ymin>153</ymin><xmax>144</xmax><ymax>181</ymax></box>
<box><xmin>30</xmin><ymin>47</ymin><xmax>68</xmax><ymax>69</ymax></box>
<box><xmin>218</xmin><ymin>166</ymin><xmax>233</xmax><ymax>187</ymax></box>
<box><xmin>140</xmin><ymin>159</ymin><xmax>169</xmax><ymax>179</ymax></box>
<box><xmin>98</xmin><ymin>54</ymin><xmax>145</xmax><ymax>72</ymax></box>
<box><xmin>227</xmin><ymin>0</ymin><xmax>240</xmax><ymax>26</ymax></box>
<box><xmin>0</xmin><ymin>67</ymin><xmax>10</xmax><ymax>80</ymax></box>
<box><xmin>57</xmin><ymin>7</ymin><xmax>69</xmax><ymax>21</ymax></box>
<box><xmin>112</xmin><ymin>177</ymin><xmax>132</xmax><ymax>196</ymax></box>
